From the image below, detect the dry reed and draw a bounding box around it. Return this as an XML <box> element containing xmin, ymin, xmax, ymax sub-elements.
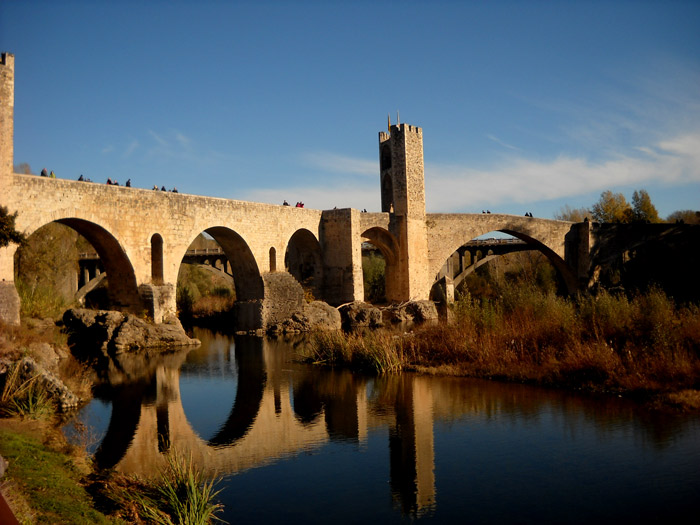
<box><xmin>304</xmin><ymin>287</ymin><xmax>700</xmax><ymax>395</ymax></box>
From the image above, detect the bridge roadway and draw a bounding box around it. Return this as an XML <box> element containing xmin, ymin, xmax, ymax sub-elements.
<box><xmin>0</xmin><ymin>172</ymin><xmax>579</xmax><ymax>328</ymax></box>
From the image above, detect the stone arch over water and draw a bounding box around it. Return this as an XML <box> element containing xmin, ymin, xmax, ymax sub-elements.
<box><xmin>202</xmin><ymin>226</ymin><xmax>263</xmax><ymax>302</ymax></box>
<box><xmin>285</xmin><ymin>228</ymin><xmax>323</xmax><ymax>300</ymax></box>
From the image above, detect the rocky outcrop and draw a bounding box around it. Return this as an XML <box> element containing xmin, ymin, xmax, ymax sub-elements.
<box><xmin>267</xmin><ymin>301</ymin><xmax>341</xmax><ymax>334</ymax></box>
<box><xmin>62</xmin><ymin>308</ymin><xmax>200</xmax><ymax>355</ymax></box>
<box><xmin>382</xmin><ymin>300</ymin><xmax>439</xmax><ymax>324</ymax></box>
<box><xmin>12</xmin><ymin>356</ymin><xmax>80</xmax><ymax>410</ymax></box>
<box><xmin>339</xmin><ymin>301</ymin><xmax>383</xmax><ymax>329</ymax></box>
<box><xmin>337</xmin><ymin>300</ymin><xmax>439</xmax><ymax>329</ymax></box>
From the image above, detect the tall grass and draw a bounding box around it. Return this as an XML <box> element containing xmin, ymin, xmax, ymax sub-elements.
<box><xmin>304</xmin><ymin>330</ymin><xmax>409</xmax><ymax>374</ymax></box>
<box><xmin>122</xmin><ymin>451</ymin><xmax>224</xmax><ymax>525</ymax></box>
<box><xmin>0</xmin><ymin>362</ymin><xmax>55</xmax><ymax>418</ymax></box>
<box><xmin>16</xmin><ymin>278</ymin><xmax>68</xmax><ymax>319</ymax></box>
<box><xmin>423</xmin><ymin>287</ymin><xmax>700</xmax><ymax>392</ymax></box>
<box><xmin>305</xmin><ymin>287</ymin><xmax>700</xmax><ymax>394</ymax></box>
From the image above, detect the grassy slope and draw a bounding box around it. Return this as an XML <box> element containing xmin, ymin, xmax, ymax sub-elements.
<box><xmin>0</xmin><ymin>423</ymin><xmax>117</xmax><ymax>524</ymax></box>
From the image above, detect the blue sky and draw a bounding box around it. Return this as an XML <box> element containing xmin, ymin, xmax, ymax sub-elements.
<box><xmin>2</xmin><ymin>0</ymin><xmax>699</xmax><ymax>219</ymax></box>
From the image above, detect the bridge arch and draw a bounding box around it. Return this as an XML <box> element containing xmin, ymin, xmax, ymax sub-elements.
<box><xmin>498</xmin><ymin>229</ymin><xmax>577</xmax><ymax>293</ymax></box>
<box><xmin>285</xmin><ymin>229</ymin><xmax>323</xmax><ymax>299</ymax></box>
<box><xmin>269</xmin><ymin>247</ymin><xmax>277</xmax><ymax>272</ymax></box>
<box><xmin>361</xmin><ymin>227</ymin><xmax>401</xmax><ymax>303</ymax></box>
<box><xmin>200</xmin><ymin>226</ymin><xmax>263</xmax><ymax>301</ymax></box>
<box><xmin>15</xmin><ymin>218</ymin><xmax>142</xmax><ymax>312</ymax></box>
<box><xmin>432</xmin><ymin>227</ymin><xmax>577</xmax><ymax>295</ymax></box>
<box><xmin>151</xmin><ymin>233</ymin><xmax>164</xmax><ymax>283</ymax></box>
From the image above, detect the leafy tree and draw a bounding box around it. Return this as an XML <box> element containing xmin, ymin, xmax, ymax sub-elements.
<box><xmin>13</xmin><ymin>163</ymin><xmax>32</xmax><ymax>174</ymax></box>
<box><xmin>0</xmin><ymin>206</ymin><xmax>25</xmax><ymax>247</ymax></box>
<box><xmin>554</xmin><ymin>204</ymin><xmax>591</xmax><ymax>222</ymax></box>
<box><xmin>667</xmin><ymin>209</ymin><xmax>700</xmax><ymax>224</ymax></box>
<box><xmin>591</xmin><ymin>191</ymin><xmax>632</xmax><ymax>223</ymax></box>
<box><xmin>630</xmin><ymin>189</ymin><xmax>660</xmax><ymax>223</ymax></box>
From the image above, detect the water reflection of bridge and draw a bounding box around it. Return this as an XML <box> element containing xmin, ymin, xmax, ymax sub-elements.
<box><xmin>98</xmin><ymin>334</ymin><xmax>436</xmax><ymax>515</ymax></box>
<box><xmin>90</xmin><ymin>330</ymin><xmax>688</xmax><ymax>518</ymax></box>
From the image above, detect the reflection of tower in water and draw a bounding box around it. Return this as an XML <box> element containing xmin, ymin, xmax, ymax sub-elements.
<box><xmin>389</xmin><ymin>375</ymin><xmax>436</xmax><ymax>516</ymax></box>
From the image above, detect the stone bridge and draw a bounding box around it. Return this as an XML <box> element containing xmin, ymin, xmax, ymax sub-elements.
<box><xmin>0</xmin><ymin>52</ymin><xmax>610</xmax><ymax>328</ymax></box>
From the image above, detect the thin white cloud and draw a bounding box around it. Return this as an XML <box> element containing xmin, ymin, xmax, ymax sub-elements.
<box><xmin>486</xmin><ymin>134</ymin><xmax>523</xmax><ymax>152</ymax></box>
<box><xmin>301</xmin><ymin>152</ymin><xmax>377</xmax><ymax>176</ymax></box>
<box><xmin>101</xmin><ymin>145</ymin><xmax>114</xmax><ymax>154</ymax></box>
<box><xmin>235</xmin><ymin>131</ymin><xmax>700</xmax><ymax>214</ymax></box>
<box><xmin>175</xmin><ymin>132</ymin><xmax>191</xmax><ymax>148</ymax></box>
<box><xmin>123</xmin><ymin>139</ymin><xmax>139</xmax><ymax>158</ymax></box>
<box><xmin>149</xmin><ymin>130</ymin><xmax>169</xmax><ymax>147</ymax></box>
<box><xmin>424</xmin><ymin>132</ymin><xmax>700</xmax><ymax>212</ymax></box>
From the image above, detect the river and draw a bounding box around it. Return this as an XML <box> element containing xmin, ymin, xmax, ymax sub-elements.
<box><xmin>64</xmin><ymin>327</ymin><xmax>700</xmax><ymax>524</ymax></box>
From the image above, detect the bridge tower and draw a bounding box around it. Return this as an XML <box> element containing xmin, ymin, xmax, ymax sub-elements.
<box><xmin>0</xmin><ymin>52</ymin><xmax>13</xmax><ymax>188</ymax></box>
<box><xmin>0</xmin><ymin>52</ymin><xmax>20</xmax><ymax>325</ymax></box>
<box><xmin>379</xmin><ymin>123</ymin><xmax>430</xmax><ymax>301</ymax></box>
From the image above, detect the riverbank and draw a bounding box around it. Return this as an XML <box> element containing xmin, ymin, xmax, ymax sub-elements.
<box><xmin>302</xmin><ymin>287</ymin><xmax>700</xmax><ymax>410</ymax></box>
<box><xmin>0</xmin><ymin>319</ymin><xmax>222</xmax><ymax>523</ymax></box>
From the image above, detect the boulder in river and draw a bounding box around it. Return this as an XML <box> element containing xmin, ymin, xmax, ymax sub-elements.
<box><xmin>338</xmin><ymin>301</ymin><xmax>383</xmax><ymax>329</ymax></box>
<box><xmin>267</xmin><ymin>301</ymin><xmax>342</xmax><ymax>334</ymax></box>
<box><xmin>62</xmin><ymin>308</ymin><xmax>200</xmax><ymax>356</ymax></box>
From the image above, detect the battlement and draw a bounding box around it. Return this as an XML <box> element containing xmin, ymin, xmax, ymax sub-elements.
<box><xmin>379</xmin><ymin>123</ymin><xmax>422</xmax><ymax>144</ymax></box>
<box><xmin>396</xmin><ymin>123</ymin><xmax>422</xmax><ymax>135</ymax></box>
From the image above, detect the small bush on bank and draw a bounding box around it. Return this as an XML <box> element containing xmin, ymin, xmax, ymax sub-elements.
<box><xmin>16</xmin><ymin>278</ymin><xmax>69</xmax><ymax>320</ymax></box>
<box><xmin>109</xmin><ymin>451</ymin><xmax>223</xmax><ymax>525</ymax></box>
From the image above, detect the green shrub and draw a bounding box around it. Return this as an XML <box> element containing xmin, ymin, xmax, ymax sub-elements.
<box><xmin>16</xmin><ymin>278</ymin><xmax>68</xmax><ymax>319</ymax></box>
<box><xmin>363</xmin><ymin>253</ymin><xmax>386</xmax><ymax>303</ymax></box>
<box><xmin>128</xmin><ymin>452</ymin><xmax>223</xmax><ymax>525</ymax></box>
